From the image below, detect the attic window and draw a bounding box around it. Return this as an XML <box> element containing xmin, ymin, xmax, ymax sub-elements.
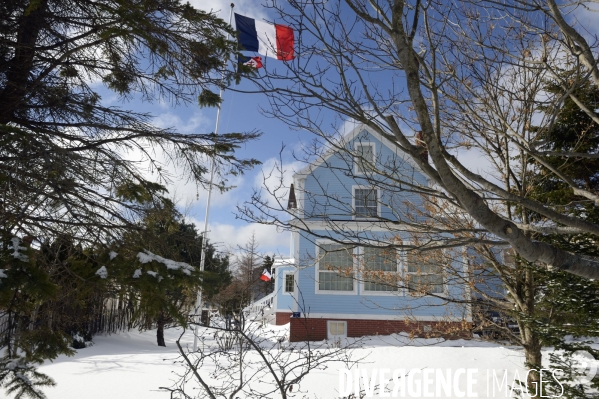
<box><xmin>353</xmin><ymin>187</ymin><xmax>379</xmax><ymax>218</ymax></box>
<box><xmin>354</xmin><ymin>143</ymin><xmax>374</xmax><ymax>174</ymax></box>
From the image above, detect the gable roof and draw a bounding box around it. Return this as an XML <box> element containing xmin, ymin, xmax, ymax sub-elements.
<box><xmin>292</xmin><ymin>124</ymin><xmax>428</xmax><ymax>180</ymax></box>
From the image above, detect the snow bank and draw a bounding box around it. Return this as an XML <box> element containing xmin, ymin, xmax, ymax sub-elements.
<box><xmin>26</xmin><ymin>323</ymin><xmax>597</xmax><ymax>399</ymax></box>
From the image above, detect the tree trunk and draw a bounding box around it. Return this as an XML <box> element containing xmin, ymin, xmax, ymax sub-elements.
<box><xmin>0</xmin><ymin>0</ymin><xmax>48</xmax><ymax>124</ymax></box>
<box><xmin>156</xmin><ymin>318</ymin><xmax>166</xmax><ymax>347</ymax></box>
<box><xmin>521</xmin><ymin>324</ymin><xmax>543</xmax><ymax>396</ymax></box>
<box><xmin>520</xmin><ymin>265</ymin><xmax>543</xmax><ymax>396</ymax></box>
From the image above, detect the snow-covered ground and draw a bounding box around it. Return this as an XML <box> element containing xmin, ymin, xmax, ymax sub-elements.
<box><xmin>16</xmin><ymin>324</ymin><xmax>593</xmax><ymax>399</ymax></box>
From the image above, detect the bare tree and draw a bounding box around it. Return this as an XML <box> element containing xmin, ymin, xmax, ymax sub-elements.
<box><xmin>235</xmin><ymin>233</ymin><xmax>264</xmax><ymax>298</ymax></box>
<box><xmin>235</xmin><ymin>0</ymin><xmax>599</xmax><ymax>279</ymax></box>
<box><xmin>234</xmin><ymin>0</ymin><xmax>599</xmax><ymax>391</ymax></box>
<box><xmin>163</xmin><ymin>314</ymin><xmax>359</xmax><ymax>399</ymax></box>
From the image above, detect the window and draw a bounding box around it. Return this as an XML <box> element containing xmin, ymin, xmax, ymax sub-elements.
<box><xmin>407</xmin><ymin>252</ymin><xmax>445</xmax><ymax>294</ymax></box>
<box><xmin>318</xmin><ymin>244</ymin><xmax>355</xmax><ymax>291</ymax></box>
<box><xmin>284</xmin><ymin>273</ymin><xmax>294</xmax><ymax>293</ymax></box>
<box><xmin>362</xmin><ymin>247</ymin><xmax>399</xmax><ymax>292</ymax></box>
<box><xmin>355</xmin><ymin>143</ymin><xmax>374</xmax><ymax>174</ymax></box>
<box><xmin>327</xmin><ymin>321</ymin><xmax>347</xmax><ymax>339</ymax></box>
<box><xmin>354</xmin><ymin>188</ymin><xmax>379</xmax><ymax>218</ymax></box>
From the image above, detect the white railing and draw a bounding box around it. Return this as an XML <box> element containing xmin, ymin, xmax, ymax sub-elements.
<box><xmin>244</xmin><ymin>292</ymin><xmax>276</xmax><ymax>321</ymax></box>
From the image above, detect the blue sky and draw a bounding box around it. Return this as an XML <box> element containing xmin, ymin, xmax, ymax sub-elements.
<box><xmin>123</xmin><ymin>0</ymin><xmax>479</xmax><ymax>258</ymax></box>
<box><xmin>111</xmin><ymin>0</ymin><xmax>599</xmax><ymax>259</ymax></box>
<box><xmin>121</xmin><ymin>1</ymin><xmax>311</xmax><ymax>258</ymax></box>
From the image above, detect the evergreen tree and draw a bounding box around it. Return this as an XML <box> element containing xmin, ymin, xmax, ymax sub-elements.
<box><xmin>0</xmin><ymin>238</ymin><xmax>70</xmax><ymax>398</ymax></box>
<box><xmin>109</xmin><ymin>200</ymin><xmax>230</xmax><ymax>347</ymax></box>
<box><xmin>1</xmin><ymin>1</ymin><xmax>257</xmax><ymax>395</ymax></box>
<box><xmin>199</xmin><ymin>236</ymin><xmax>232</xmax><ymax>304</ymax></box>
<box><xmin>526</xmin><ymin>77</ymin><xmax>599</xmax><ymax>397</ymax></box>
<box><xmin>0</xmin><ymin>0</ymin><xmax>260</xmax><ymax>245</ymax></box>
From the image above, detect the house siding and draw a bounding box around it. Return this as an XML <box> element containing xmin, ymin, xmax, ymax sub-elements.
<box><xmin>295</xmin><ymin>232</ymin><xmax>469</xmax><ymax>320</ymax></box>
<box><xmin>300</xmin><ymin>130</ymin><xmax>429</xmax><ymax>223</ymax></box>
<box><xmin>273</xmin><ymin>265</ymin><xmax>295</xmax><ymax>313</ymax></box>
<box><xmin>274</xmin><ymin>125</ymin><xmax>472</xmax><ymax>341</ymax></box>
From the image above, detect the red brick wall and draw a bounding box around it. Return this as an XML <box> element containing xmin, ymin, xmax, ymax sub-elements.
<box><xmin>289</xmin><ymin>317</ymin><xmax>470</xmax><ymax>342</ymax></box>
<box><xmin>275</xmin><ymin>312</ymin><xmax>293</xmax><ymax>325</ymax></box>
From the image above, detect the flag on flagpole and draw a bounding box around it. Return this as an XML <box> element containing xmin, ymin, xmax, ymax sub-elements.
<box><xmin>238</xmin><ymin>54</ymin><xmax>263</xmax><ymax>69</ymax></box>
<box><xmin>234</xmin><ymin>13</ymin><xmax>294</xmax><ymax>61</ymax></box>
<box><xmin>260</xmin><ymin>269</ymin><xmax>272</xmax><ymax>282</ymax></box>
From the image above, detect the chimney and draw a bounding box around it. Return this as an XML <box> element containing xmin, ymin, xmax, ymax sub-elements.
<box><xmin>415</xmin><ymin>131</ymin><xmax>428</xmax><ymax>163</ymax></box>
<box><xmin>287</xmin><ymin>183</ymin><xmax>297</xmax><ymax>210</ymax></box>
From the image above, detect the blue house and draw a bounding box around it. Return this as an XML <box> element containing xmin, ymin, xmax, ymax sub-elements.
<box><xmin>263</xmin><ymin>124</ymin><xmax>471</xmax><ymax>342</ymax></box>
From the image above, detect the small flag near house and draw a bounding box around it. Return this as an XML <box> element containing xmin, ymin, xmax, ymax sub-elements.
<box><xmin>234</xmin><ymin>13</ymin><xmax>294</xmax><ymax>61</ymax></box>
<box><xmin>238</xmin><ymin>54</ymin><xmax>263</xmax><ymax>69</ymax></box>
<box><xmin>260</xmin><ymin>269</ymin><xmax>272</xmax><ymax>282</ymax></box>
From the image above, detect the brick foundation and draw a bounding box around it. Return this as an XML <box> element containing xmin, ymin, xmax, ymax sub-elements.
<box><xmin>275</xmin><ymin>312</ymin><xmax>293</xmax><ymax>325</ymax></box>
<box><xmin>289</xmin><ymin>317</ymin><xmax>470</xmax><ymax>342</ymax></box>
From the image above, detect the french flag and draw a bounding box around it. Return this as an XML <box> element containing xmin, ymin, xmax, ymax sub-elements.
<box><xmin>259</xmin><ymin>269</ymin><xmax>272</xmax><ymax>282</ymax></box>
<box><xmin>234</xmin><ymin>14</ymin><xmax>294</xmax><ymax>61</ymax></box>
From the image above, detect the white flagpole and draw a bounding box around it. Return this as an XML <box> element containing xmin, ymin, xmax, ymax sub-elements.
<box><xmin>193</xmin><ymin>3</ymin><xmax>235</xmax><ymax>352</ymax></box>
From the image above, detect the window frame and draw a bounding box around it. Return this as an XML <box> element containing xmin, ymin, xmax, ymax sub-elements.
<box><xmin>315</xmin><ymin>241</ymin><xmax>358</xmax><ymax>295</ymax></box>
<box><xmin>358</xmin><ymin>246</ymin><xmax>404</xmax><ymax>296</ymax></box>
<box><xmin>404</xmin><ymin>249</ymin><xmax>448</xmax><ymax>297</ymax></box>
<box><xmin>283</xmin><ymin>272</ymin><xmax>295</xmax><ymax>294</ymax></box>
<box><xmin>352</xmin><ymin>185</ymin><xmax>381</xmax><ymax>220</ymax></box>
<box><xmin>354</xmin><ymin>142</ymin><xmax>376</xmax><ymax>175</ymax></box>
<box><xmin>327</xmin><ymin>320</ymin><xmax>348</xmax><ymax>340</ymax></box>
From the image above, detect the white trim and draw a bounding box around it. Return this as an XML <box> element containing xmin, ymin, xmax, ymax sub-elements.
<box><xmin>289</xmin><ymin>219</ymin><xmax>412</xmax><ymax>232</ymax></box>
<box><xmin>273</xmin><ymin>268</ymin><xmax>279</xmax><ymax>311</ymax></box>
<box><xmin>352</xmin><ymin>185</ymin><xmax>381</xmax><ymax>220</ymax></box>
<box><xmin>358</xmin><ymin>246</ymin><xmax>405</xmax><ymax>297</ymax></box>
<box><xmin>327</xmin><ymin>320</ymin><xmax>348</xmax><ymax>339</ymax></box>
<box><xmin>404</xmin><ymin>247</ymin><xmax>449</xmax><ymax>298</ymax></box>
<box><xmin>292</xmin><ymin>233</ymin><xmax>300</xmax><ymax>312</ymax></box>
<box><xmin>292</xmin><ymin>267</ymin><xmax>300</xmax><ymax>312</ymax></box>
<box><xmin>283</xmin><ymin>271</ymin><xmax>295</xmax><ymax>295</ymax></box>
<box><xmin>305</xmin><ymin>313</ymin><xmax>472</xmax><ymax>322</ymax></box>
<box><xmin>314</xmin><ymin>239</ymin><xmax>358</xmax><ymax>295</ymax></box>
<box><xmin>293</xmin><ymin>124</ymin><xmax>428</xmax><ymax>181</ymax></box>
<box><xmin>353</xmin><ymin>141</ymin><xmax>376</xmax><ymax>175</ymax></box>
<box><xmin>294</xmin><ymin>177</ymin><xmax>306</xmax><ymax>219</ymax></box>
<box><xmin>309</xmin><ymin>238</ymin><xmax>450</xmax><ymax>299</ymax></box>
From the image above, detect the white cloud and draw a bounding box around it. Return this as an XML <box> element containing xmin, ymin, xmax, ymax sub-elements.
<box><xmin>189</xmin><ymin>0</ymin><xmax>270</xmax><ymax>22</ymax></box>
<box><xmin>192</xmin><ymin>218</ymin><xmax>291</xmax><ymax>256</ymax></box>
<box><xmin>253</xmin><ymin>158</ymin><xmax>305</xmax><ymax>208</ymax></box>
<box><xmin>114</xmin><ymin>127</ymin><xmax>247</xmax><ymax>210</ymax></box>
<box><xmin>153</xmin><ymin>111</ymin><xmax>210</xmax><ymax>134</ymax></box>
